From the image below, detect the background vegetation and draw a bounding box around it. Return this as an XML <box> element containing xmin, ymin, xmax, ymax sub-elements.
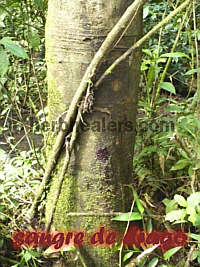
<box><xmin>0</xmin><ymin>0</ymin><xmax>200</xmax><ymax>266</ymax></box>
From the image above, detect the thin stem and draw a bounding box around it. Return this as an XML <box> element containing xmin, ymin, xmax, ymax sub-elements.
<box><xmin>96</xmin><ymin>0</ymin><xmax>191</xmax><ymax>88</ymax></box>
<box><xmin>154</xmin><ymin>4</ymin><xmax>191</xmax><ymax>102</ymax></box>
<box><xmin>119</xmin><ymin>199</ymin><xmax>135</xmax><ymax>267</ymax></box>
<box><xmin>192</xmin><ymin>0</ymin><xmax>200</xmax><ymax>108</ymax></box>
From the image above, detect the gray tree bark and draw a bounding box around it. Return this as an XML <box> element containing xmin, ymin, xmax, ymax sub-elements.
<box><xmin>45</xmin><ymin>0</ymin><xmax>142</xmax><ymax>266</ymax></box>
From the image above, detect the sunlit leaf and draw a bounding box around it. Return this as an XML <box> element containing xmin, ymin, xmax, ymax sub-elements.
<box><xmin>163</xmin><ymin>247</ymin><xmax>182</xmax><ymax>261</ymax></box>
<box><xmin>162</xmin><ymin>199</ymin><xmax>178</xmax><ymax>213</ymax></box>
<box><xmin>187</xmin><ymin>192</ymin><xmax>200</xmax><ymax>207</ymax></box>
<box><xmin>192</xmin><ymin>250</ymin><xmax>200</xmax><ymax>261</ymax></box>
<box><xmin>142</xmin><ymin>49</ymin><xmax>152</xmax><ymax>57</ymax></box>
<box><xmin>161</xmin><ymin>52</ymin><xmax>190</xmax><ymax>60</ymax></box>
<box><xmin>143</xmin><ymin>6</ymin><xmax>149</xmax><ymax>19</ymax></box>
<box><xmin>0</xmin><ymin>37</ymin><xmax>29</xmax><ymax>59</ymax></box>
<box><xmin>174</xmin><ymin>194</ymin><xmax>187</xmax><ymax>207</ymax></box>
<box><xmin>24</xmin><ymin>251</ymin><xmax>32</xmax><ymax>263</ymax></box>
<box><xmin>159</xmin><ymin>82</ymin><xmax>176</xmax><ymax>94</ymax></box>
<box><xmin>123</xmin><ymin>251</ymin><xmax>134</xmax><ymax>262</ymax></box>
<box><xmin>185</xmin><ymin>68</ymin><xmax>200</xmax><ymax>75</ymax></box>
<box><xmin>148</xmin><ymin>257</ymin><xmax>159</xmax><ymax>267</ymax></box>
<box><xmin>112</xmin><ymin>212</ymin><xmax>142</xmax><ymax>221</ymax></box>
<box><xmin>165</xmin><ymin>209</ymin><xmax>186</xmax><ymax>222</ymax></box>
<box><xmin>188</xmin><ymin>233</ymin><xmax>200</xmax><ymax>242</ymax></box>
<box><xmin>130</xmin><ymin>186</ymin><xmax>145</xmax><ymax>215</ymax></box>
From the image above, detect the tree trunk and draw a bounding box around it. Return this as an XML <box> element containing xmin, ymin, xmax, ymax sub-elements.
<box><xmin>45</xmin><ymin>0</ymin><xmax>142</xmax><ymax>266</ymax></box>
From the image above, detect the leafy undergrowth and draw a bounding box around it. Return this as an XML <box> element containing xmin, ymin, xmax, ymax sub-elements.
<box><xmin>0</xmin><ymin>0</ymin><xmax>200</xmax><ymax>266</ymax></box>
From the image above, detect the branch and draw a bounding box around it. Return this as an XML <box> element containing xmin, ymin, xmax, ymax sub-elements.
<box><xmin>95</xmin><ymin>0</ymin><xmax>191</xmax><ymax>88</ymax></box>
<box><xmin>29</xmin><ymin>0</ymin><xmax>146</xmax><ymax>219</ymax></box>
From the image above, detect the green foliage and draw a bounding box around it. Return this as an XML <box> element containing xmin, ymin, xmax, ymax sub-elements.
<box><xmin>163</xmin><ymin>247</ymin><xmax>182</xmax><ymax>261</ymax></box>
<box><xmin>117</xmin><ymin>1</ymin><xmax>200</xmax><ymax>266</ymax></box>
<box><xmin>0</xmin><ymin>37</ymin><xmax>29</xmax><ymax>59</ymax></box>
<box><xmin>0</xmin><ymin>148</ymin><xmax>43</xmax><ymax>223</ymax></box>
<box><xmin>148</xmin><ymin>257</ymin><xmax>159</xmax><ymax>267</ymax></box>
<box><xmin>112</xmin><ymin>212</ymin><xmax>142</xmax><ymax>222</ymax></box>
<box><xmin>0</xmin><ymin>0</ymin><xmax>47</xmax><ymax>265</ymax></box>
<box><xmin>159</xmin><ymin>82</ymin><xmax>176</xmax><ymax>94</ymax></box>
<box><xmin>0</xmin><ymin>0</ymin><xmax>199</xmax><ymax>266</ymax></box>
<box><xmin>191</xmin><ymin>249</ymin><xmax>200</xmax><ymax>264</ymax></box>
<box><xmin>163</xmin><ymin>192</ymin><xmax>200</xmax><ymax>226</ymax></box>
<box><xmin>0</xmin><ymin>0</ymin><xmax>47</xmax><ymax>148</ymax></box>
<box><xmin>12</xmin><ymin>247</ymin><xmax>43</xmax><ymax>267</ymax></box>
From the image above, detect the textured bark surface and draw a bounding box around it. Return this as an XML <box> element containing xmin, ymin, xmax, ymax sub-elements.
<box><xmin>45</xmin><ymin>0</ymin><xmax>142</xmax><ymax>266</ymax></box>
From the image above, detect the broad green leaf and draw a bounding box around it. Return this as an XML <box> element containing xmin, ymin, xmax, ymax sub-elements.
<box><xmin>188</xmin><ymin>233</ymin><xmax>200</xmax><ymax>242</ymax></box>
<box><xmin>178</xmin><ymin>149</ymin><xmax>189</xmax><ymax>160</ymax></box>
<box><xmin>147</xmin><ymin>218</ymin><xmax>153</xmax><ymax>233</ymax></box>
<box><xmin>162</xmin><ymin>198</ymin><xmax>171</xmax><ymax>206</ymax></box>
<box><xmin>195</xmin><ymin>162</ymin><xmax>200</xmax><ymax>170</ymax></box>
<box><xmin>141</xmin><ymin>61</ymin><xmax>149</xmax><ymax>71</ymax></box>
<box><xmin>123</xmin><ymin>251</ymin><xmax>134</xmax><ymax>262</ymax></box>
<box><xmin>148</xmin><ymin>257</ymin><xmax>159</xmax><ymax>267</ymax></box>
<box><xmin>188</xmin><ymin>165</ymin><xmax>194</xmax><ymax>178</ymax></box>
<box><xmin>112</xmin><ymin>212</ymin><xmax>142</xmax><ymax>221</ymax></box>
<box><xmin>192</xmin><ymin>250</ymin><xmax>200</xmax><ymax>261</ymax></box>
<box><xmin>165</xmin><ymin>209</ymin><xmax>186</xmax><ymax>222</ymax></box>
<box><xmin>138</xmin><ymin>258</ymin><xmax>147</xmax><ymax>267</ymax></box>
<box><xmin>143</xmin><ymin>6</ymin><xmax>149</xmax><ymax>19</ymax></box>
<box><xmin>193</xmin><ymin>215</ymin><xmax>200</xmax><ymax>226</ymax></box>
<box><xmin>187</xmin><ymin>207</ymin><xmax>200</xmax><ymax>226</ymax></box>
<box><xmin>163</xmin><ymin>247</ymin><xmax>182</xmax><ymax>261</ymax></box>
<box><xmin>24</xmin><ymin>251</ymin><xmax>32</xmax><ymax>262</ymax></box>
<box><xmin>27</xmin><ymin>249</ymin><xmax>41</xmax><ymax>258</ymax></box>
<box><xmin>170</xmin><ymin>159</ymin><xmax>191</xmax><ymax>171</ymax></box>
<box><xmin>162</xmin><ymin>199</ymin><xmax>178</xmax><ymax>213</ymax></box>
<box><xmin>147</xmin><ymin>65</ymin><xmax>155</xmax><ymax>90</ymax></box>
<box><xmin>157</xmin><ymin>58</ymin><xmax>167</xmax><ymax>63</ymax></box>
<box><xmin>174</xmin><ymin>194</ymin><xmax>187</xmax><ymax>207</ymax></box>
<box><xmin>188</xmin><ymin>210</ymin><xmax>198</xmax><ymax>225</ymax></box>
<box><xmin>0</xmin><ymin>50</ymin><xmax>9</xmax><ymax>76</ymax></box>
<box><xmin>185</xmin><ymin>68</ymin><xmax>200</xmax><ymax>75</ymax></box>
<box><xmin>186</xmin><ymin>206</ymin><xmax>196</xmax><ymax>216</ymax></box>
<box><xmin>187</xmin><ymin>192</ymin><xmax>200</xmax><ymax>206</ymax></box>
<box><xmin>159</xmin><ymin>82</ymin><xmax>176</xmax><ymax>94</ymax></box>
<box><xmin>161</xmin><ymin>52</ymin><xmax>190</xmax><ymax>60</ymax></box>
<box><xmin>0</xmin><ymin>37</ymin><xmax>29</xmax><ymax>59</ymax></box>
<box><xmin>130</xmin><ymin>186</ymin><xmax>144</xmax><ymax>215</ymax></box>
<box><xmin>142</xmin><ymin>49</ymin><xmax>152</xmax><ymax>57</ymax></box>
<box><xmin>136</xmin><ymin>198</ymin><xmax>144</xmax><ymax>215</ymax></box>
